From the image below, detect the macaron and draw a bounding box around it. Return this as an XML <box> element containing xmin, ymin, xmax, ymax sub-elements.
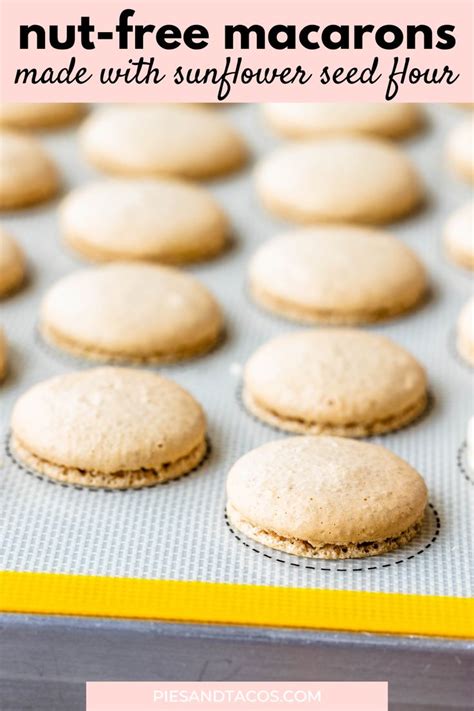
<box><xmin>0</xmin><ymin>228</ymin><xmax>26</xmax><ymax>297</ymax></box>
<box><xmin>444</xmin><ymin>201</ymin><xmax>474</xmax><ymax>270</ymax></box>
<box><xmin>249</xmin><ymin>226</ymin><xmax>427</xmax><ymax>324</ymax></box>
<box><xmin>243</xmin><ymin>329</ymin><xmax>427</xmax><ymax>437</ymax></box>
<box><xmin>447</xmin><ymin>117</ymin><xmax>474</xmax><ymax>183</ymax></box>
<box><xmin>11</xmin><ymin>367</ymin><xmax>207</xmax><ymax>489</ymax></box>
<box><xmin>0</xmin><ymin>103</ymin><xmax>84</xmax><ymax>130</ymax></box>
<box><xmin>262</xmin><ymin>102</ymin><xmax>423</xmax><ymax>140</ymax></box>
<box><xmin>80</xmin><ymin>105</ymin><xmax>247</xmax><ymax>179</ymax></box>
<box><xmin>0</xmin><ymin>130</ymin><xmax>59</xmax><ymax>210</ymax></box>
<box><xmin>60</xmin><ymin>178</ymin><xmax>229</xmax><ymax>264</ymax></box>
<box><xmin>0</xmin><ymin>327</ymin><xmax>7</xmax><ymax>381</ymax></box>
<box><xmin>39</xmin><ymin>262</ymin><xmax>223</xmax><ymax>364</ymax></box>
<box><xmin>255</xmin><ymin>137</ymin><xmax>423</xmax><ymax>225</ymax></box>
<box><xmin>227</xmin><ymin>436</ymin><xmax>428</xmax><ymax>559</ymax></box>
<box><xmin>456</xmin><ymin>297</ymin><xmax>474</xmax><ymax>367</ymax></box>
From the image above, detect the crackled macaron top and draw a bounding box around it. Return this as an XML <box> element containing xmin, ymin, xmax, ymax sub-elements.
<box><xmin>80</xmin><ymin>105</ymin><xmax>247</xmax><ymax>179</ymax></box>
<box><xmin>243</xmin><ymin>329</ymin><xmax>427</xmax><ymax>437</ymax></box>
<box><xmin>0</xmin><ymin>130</ymin><xmax>59</xmax><ymax>209</ymax></box>
<box><xmin>457</xmin><ymin>296</ymin><xmax>474</xmax><ymax>367</ymax></box>
<box><xmin>40</xmin><ymin>262</ymin><xmax>223</xmax><ymax>363</ymax></box>
<box><xmin>0</xmin><ymin>228</ymin><xmax>25</xmax><ymax>297</ymax></box>
<box><xmin>0</xmin><ymin>103</ymin><xmax>84</xmax><ymax>130</ymax></box>
<box><xmin>255</xmin><ymin>136</ymin><xmax>423</xmax><ymax>224</ymax></box>
<box><xmin>444</xmin><ymin>201</ymin><xmax>474</xmax><ymax>270</ymax></box>
<box><xmin>249</xmin><ymin>226</ymin><xmax>427</xmax><ymax>324</ymax></box>
<box><xmin>11</xmin><ymin>367</ymin><xmax>207</xmax><ymax>488</ymax></box>
<box><xmin>262</xmin><ymin>102</ymin><xmax>423</xmax><ymax>140</ymax></box>
<box><xmin>60</xmin><ymin>178</ymin><xmax>229</xmax><ymax>264</ymax></box>
<box><xmin>227</xmin><ymin>436</ymin><xmax>428</xmax><ymax>559</ymax></box>
<box><xmin>447</xmin><ymin>117</ymin><xmax>474</xmax><ymax>183</ymax></box>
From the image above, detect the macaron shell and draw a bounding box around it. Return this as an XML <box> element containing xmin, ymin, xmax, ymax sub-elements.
<box><xmin>0</xmin><ymin>103</ymin><xmax>84</xmax><ymax>130</ymax></box>
<box><xmin>457</xmin><ymin>297</ymin><xmax>474</xmax><ymax>366</ymax></box>
<box><xmin>60</xmin><ymin>178</ymin><xmax>229</xmax><ymax>264</ymax></box>
<box><xmin>262</xmin><ymin>102</ymin><xmax>423</xmax><ymax>139</ymax></box>
<box><xmin>40</xmin><ymin>263</ymin><xmax>223</xmax><ymax>363</ymax></box>
<box><xmin>444</xmin><ymin>201</ymin><xmax>474</xmax><ymax>270</ymax></box>
<box><xmin>11</xmin><ymin>367</ymin><xmax>207</xmax><ymax>476</ymax></box>
<box><xmin>255</xmin><ymin>136</ymin><xmax>423</xmax><ymax>225</ymax></box>
<box><xmin>227</xmin><ymin>436</ymin><xmax>427</xmax><ymax>546</ymax></box>
<box><xmin>244</xmin><ymin>329</ymin><xmax>427</xmax><ymax>436</ymax></box>
<box><xmin>447</xmin><ymin>117</ymin><xmax>474</xmax><ymax>183</ymax></box>
<box><xmin>80</xmin><ymin>106</ymin><xmax>247</xmax><ymax>179</ymax></box>
<box><xmin>0</xmin><ymin>130</ymin><xmax>59</xmax><ymax>209</ymax></box>
<box><xmin>249</xmin><ymin>226</ymin><xmax>427</xmax><ymax>324</ymax></box>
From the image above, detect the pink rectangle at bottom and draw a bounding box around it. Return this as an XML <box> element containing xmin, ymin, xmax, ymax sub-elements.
<box><xmin>86</xmin><ymin>682</ymin><xmax>388</xmax><ymax>711</ymax></box>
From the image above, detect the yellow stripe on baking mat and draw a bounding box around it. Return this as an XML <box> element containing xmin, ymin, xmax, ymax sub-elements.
<box><xmin>1</xmin><ymin>571</ymin><xmax>472</xmax><ymax>639</ymax></box>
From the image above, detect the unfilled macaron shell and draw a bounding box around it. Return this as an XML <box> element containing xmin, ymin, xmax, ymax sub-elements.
<box><xmin>447</xmin><ymin>117</ymin><xmax>474</xmax><ymax>183</ymax></box>
<box><xmin>40</xmin><ymin>262</ymin><xmax>223</xmax><ymax>363</ymax></box>
<box><xmin>249</xmin><ymin>226</ymin><xmax>427</xmax><ymax>324</ymax></box>
<box><xmin>227</xmin><ymin>436</ymin><xmax>427</xmax><ymax>559</ymax></box>
<box><xmin>0</xmin><ymin>130</ymin><xmax>59</xmax><ymax>209</ymax></box>
<box><xmin>0</xmin><ymin>228</ymin><xmax>25</xmax><ymax>297</ymax></box>
<box><xmin>80</xmin><ymin>105</ymin><xmax>247</xmax><ymax>179</ymax></box>
<box><xmin>255</xmin><ymin>136</ymin><xmax>423</xmax><ymax>224</ymax></box>
<box><xmin>444</xmin><ymin>201</ymin><xmax>474</xmax><ymax>269</ymax></box>
<box><xmin>243</xmin><ymin>329</ymin><xmax>427</xmax><ymax>437</ymax></box>
<box><xmin>457</xmin><ymin>297</ymin><xmax>474</xmax><ymax>366</ymax></box>
<box><xmin>60</xmin><ymin>178</ymin><xmax>229</xmax><ymax>264</ymax></box>
<box><xmin>0</xmin><ymin>103</ymin><xmax>84</xmax><ymax>130</ymax></box>
<box><xmin>11</xmin><ymin>367</ymin><xmax>207</xmax><ymax>488</ymax></box>
<box><xmin>262</xmin><ymin>102</ymin><xmax>423</xmax><ymax>139</ymax></box>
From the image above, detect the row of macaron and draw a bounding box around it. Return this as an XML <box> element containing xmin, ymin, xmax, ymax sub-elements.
<box><xmin>9</xmin><ymin>364</ymin><xmax>429</xmax><ymax>562</ymax></box>
<box><xmin>0</xmin><ymin>237</ymin><xmax>473</xmax><ymax>376</ymax></box>
<box><xmin>0</xmin><ymin>102</ymin><xmax>473</xmax><ymax>211</ymax></box>
<box><xmin>1</xmin><ymin>102</ymin><xmax>473</xmax><ymax>378</ymax></box>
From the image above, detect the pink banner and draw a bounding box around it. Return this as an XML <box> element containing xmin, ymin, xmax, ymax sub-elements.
<box><xmin>0</xmin><ymin>0</ymin><xmax>473</xmax><ymax>102</ymax></box>
<box><xmin>86</xmin><ymin>682</ymin><xmax>388</xmax><ymax>711</ymax></box>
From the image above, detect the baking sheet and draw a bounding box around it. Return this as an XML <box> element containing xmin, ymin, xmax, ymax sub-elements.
<box><xmin>0</xmin><ymin>104</ymin><xmax>472</xmax><ymax>630</ymax></box>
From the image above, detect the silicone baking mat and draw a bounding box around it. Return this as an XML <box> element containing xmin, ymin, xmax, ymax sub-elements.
<box><xmin>0</xmin><ymin>103</ymin><xmax>473</xmax><ymax>638</ymax></box>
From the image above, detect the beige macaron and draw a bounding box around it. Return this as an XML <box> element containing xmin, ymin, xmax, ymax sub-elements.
<box><xmin>243</xmin><ymin>329</ymin><xmax>427</xmax><ymax>437</ymax></box>
<box><xmin>227</xmin><ymin>436</ymin><xmax>428</xmax><ymax>559</ymax></box>
<box><xmin>457</xmin><ymin>297</ymin><xmax>474</xmax><ymax>367</ymax></box>
<box><xmin>0</xmin><ymin>327</ymin><xmax>6</xmax><ymax>381</ymax></box>
<box><xmin>60</xmin><ymin>178</ymin><xmax>229</xmax><ymax>264</ymax></box>
<box><xmin>0</xmin><ymin>130</ymin><xmax>59</xmax><ymax>209</ymax></box>
<box><xmin>0</xmin><ymin>228</ymin><xmax>26</xmax><ymax>297</ymax></box>
<box><xmin>255</xmin><ymin>136</ymin><xmax>423</xmax><ymax>225</ymax></box>
<box><xmin>0</xmin><ymin>103</ymin><xmax>84</xmax><ymax>130</ymax></box>
<box><xmin>444</xmin><ymin>201</ymin><xmax>474</xmax><ymax>270</ymax></box>
<box><xmin>447</xmin><ymin>117</ymin><xmax>474</xmax><ymax>183</ymax></box>
<box><xmin>262</xmin><ymin>103</ymin><xmax>423</xmax><ymax>140</ymax></box>
<box><xmin>11</xmin><ymin>367</ymin><xmax>207</xmax><ymax>489</ymax></box>
<box><xmin>249</xmin><ymin>226</ymin><xmax>427</xmax><ymax>324</ymax></box>
<box><xmin>39</xmin><ymin>262</ymin><xmax>223</xmax><ymax>364</ymax></box>
<box><xmin>80</xmin><ymin>105</ymin><xmax>247</xmax><ymax>179</ymax></box>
